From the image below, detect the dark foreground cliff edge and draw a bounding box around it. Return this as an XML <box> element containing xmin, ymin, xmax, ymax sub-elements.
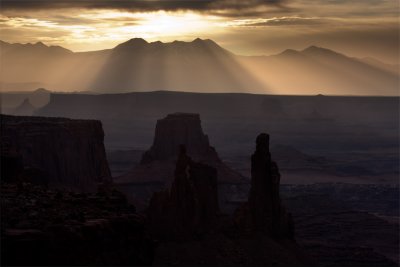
<box><xmin>0</xmin><ymin>114</ymin><xmax>111</xmax><ymax>191</ymax></box>
<box><xmin>0</xmin><ymin>184</ymin><xmax>155</xmax><ymax>265</ymax></box>
<box><xmin>0</xmin><ymin>114</ymin><xmax>154</xmax><ymax>265</ymax></box>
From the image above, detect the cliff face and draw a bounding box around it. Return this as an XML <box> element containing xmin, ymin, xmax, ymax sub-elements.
<box><xmin>235</xmin><ymin>133</ymin><xmax>294</xmax><ymax>239</ymax></box>
<box><xmin>0</xmin><ymin>114</ymin><xmax>111</xmax><ymax>192</ymax></box>
<box><xmin>147</xmin><ymin>145</ymin><xmax>219</xmax><ymax>240</ymax></box>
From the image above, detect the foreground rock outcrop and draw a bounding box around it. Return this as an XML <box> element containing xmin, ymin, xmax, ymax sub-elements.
<box><xmin>0</xmin><ymin>114</ymin><xmax>111</xmax><ymax>191</ymax></box>
<box><xmin>0</xmin><ymin>183</ymin><xmax>154</xmax><ymax>265</ymax></box>
<box><xmin>147</xmin><ymin>145</ymin><xmax>219</xmax><ymax>240</ymax></box>
<box><xmin>235</xmin><ymin>133</ymin><xmax>294</xmax><ymax>238</ymax></box>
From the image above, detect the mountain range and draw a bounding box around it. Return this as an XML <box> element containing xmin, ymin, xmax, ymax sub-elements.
<box><xmin>0</xmin><ymin>38</ymin><xmax>398</xmax><ymax>95</ymax></box>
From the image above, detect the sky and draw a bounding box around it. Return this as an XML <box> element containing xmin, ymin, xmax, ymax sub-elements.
<box><xmin>1</xmin><ymin>0</ymin><xmax>399</xmax><ymax>63</ymax></box>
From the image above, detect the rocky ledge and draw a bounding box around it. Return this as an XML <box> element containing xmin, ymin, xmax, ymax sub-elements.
<box><xmin>0</xmin><ymin>183</ymin><xmax>154</xmax><ymax>265</ymax></box>
<box><xmin>0</xmin><ymin>114</ymin><xmax>111</xmax><ymax>192</ymax></box>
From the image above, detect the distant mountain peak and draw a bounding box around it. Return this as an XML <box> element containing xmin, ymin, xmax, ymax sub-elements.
<box><xmin>190</xmin><ymin>38</ymin><xmax>229</xmax><ymax>54</ymax></box>
<box><xmin>0</xmin><ymin>40</ymin><xmax>72</xmax><ymax>54</ymax></box>
<box><xmin>34</xmin><ymin>88</ymin><xmax>50</xmax><ymax>94</ymax></box>
<box><xmin>112</xmin><ymin>37</ymin><xmax>230</xmax><ymax>55</ymax></box>
<box><xmin>35</xmin><ymin>41</ymin><xmax>46</xmax><ymax>47</ymax></box>
<box><xmin>115</xmin><ymin>38</ymin><xmax>148</xmax><ymax>49</ymax></box>
<box><xmin>302</xmin><ymin>45</ymin><xmax>342</xmax><ymax>57</ymax></box>
<box><xmin>193</xmin><ymin>37</ymin><xmax>206</xmax><ymax>43</ymax></box>
<box><xmin>279</xmin><ymin>49</ymin><xmax>301</xmax><ymax>56</ymax></box>
<box><xmin>127</xmin><ymin>38</ymin><xmax>148</xmax><ymax>44</ymax></box>
<box><xmin>192</xmin><ymin>38</ymin><xmax>218</xmax><ymax>45</ymax></box>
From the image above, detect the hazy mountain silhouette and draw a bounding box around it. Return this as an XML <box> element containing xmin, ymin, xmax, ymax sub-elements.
<box><xmin>88</xmin><ymin>38</ymin><xmax>262</xmax><ymax>92</ymax></box>
<box><xmin>0</xmin><ymin>40</ymin><xmax>72</xmax><ymax>56</ymax></box>
<box><xmin>360</xmin><ymin>57</ymin><xmax>399</xmax><ymax>74</ymax></box>
<box><xmin>239</xmin><ymin>45</ymin><xmax>399</xmax><ymax>95</ymax></box>
<box><xmin>0</xmin><ymin>39</ymin><xmax>398</xmax><ymax>95</ymax></box>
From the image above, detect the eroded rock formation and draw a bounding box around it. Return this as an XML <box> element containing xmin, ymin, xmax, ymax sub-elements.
<box><xmin>146</xmin><ymin>139</ymin><xmax>309</xmax><ymax>265</ymax></box>
<box><xmin>235</xmin><ymin>133</ymin><xmax>294</xmax><ymax>239</ymax></box>
<box><xmin>141</xmin><ymin>113</ymin><xmax>220</xmax><ymax>163</ymax></box>
<box><xmin>115</xmin><ymin>113</ymin><xmax>245</xmax><ymax>209</ymax></box>
<box><xmin>0</xmin><ymin>114</ymin><xmax>111</xmax><ymax>191</ymax></box>
<box><xmin>147</xmin><ymin>145</ymin><xmax>219</xmax><ymax>240</ymax></box>
<box><xmin>118</xmin><ymin>113</ymin><xmax>243</xmax><ymax>183</ymax></box>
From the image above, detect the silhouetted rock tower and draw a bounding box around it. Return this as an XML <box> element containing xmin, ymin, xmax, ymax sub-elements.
<box><xmin>147</xmin><ymin>145</ymin><xmax>219</xmax><ymax>240</ymax></box>
<box><xmin>235</xmin><ymin>133</ymin><xmax>294</xmax><ymax>239</ymax></box>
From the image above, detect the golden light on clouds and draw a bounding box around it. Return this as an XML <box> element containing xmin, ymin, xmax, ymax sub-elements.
<box><xmin>0</xmin><ymin>0</ymin><xmax>398</xmax><ymax>62</ymax></box>
<box><xmin>1</xmin><ymin>10</ymin><xmax>224</xmax><ymax>51</ymax></box>
<box><xmin>115</xmin><ymin>11</ymin><xmax>221</xmax><ymax>40</ymax></box>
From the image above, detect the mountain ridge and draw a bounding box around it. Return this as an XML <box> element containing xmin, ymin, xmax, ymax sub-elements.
<box><xmin>0</xmin><ymin>38</ymin><xmax>398</xmax><ymax>95</ymax></box>
<box><xmin>0</xmin><ymin>39</ymin><xmax>393</xmax><ymax>64</ymax></box>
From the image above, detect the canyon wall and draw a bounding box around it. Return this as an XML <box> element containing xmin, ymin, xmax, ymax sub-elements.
<box><xmin>0</xmin><ymin>114</ymin><xmax>111</xmax><ymax>191</ymax></box>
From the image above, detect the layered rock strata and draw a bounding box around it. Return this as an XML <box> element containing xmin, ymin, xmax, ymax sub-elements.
<box><xmin>0</xmin><ymin>114</ymin><xmax>111</xmax><ymax>191</ymax></box>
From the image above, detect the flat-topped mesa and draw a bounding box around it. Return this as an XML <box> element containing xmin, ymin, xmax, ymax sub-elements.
<box><xmin>147</xmin><ymin>145</ymin><xmax>219</xmax><ymax>240</ymax></box>
<box><xmin>0</xmin><ymin>114</ymin><xmax>111</xmax><ymax>192</ymax></box>
<box><xmin>141</xmin><ymin>113</ymin><xmax>220</xmax><ymax>163</ymax></box>
<box><xmin>235</xmin><ymin>133</ymin><xmax>294</xmax><ymax>239</ymax></box>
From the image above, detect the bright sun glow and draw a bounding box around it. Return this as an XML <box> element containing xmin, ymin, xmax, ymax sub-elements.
<box><xmin>0</xmin><ymin>10</ymin><xmax>223</xmax><ymax>50</ymax></box>
<box><xmin>130</xmin><ymin>11</ymin><xmax>215</xmax><ymax>39</ymax></box>
<box><xmin>74</xmin><ymin>10</ymin><xmax>222</xmax><ymax>43</ymax></box>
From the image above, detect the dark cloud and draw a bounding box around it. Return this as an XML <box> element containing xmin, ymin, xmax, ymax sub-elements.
<box><xmin>1</xmin><ymin>0</ymin><xmax>286</xmax><ymax>12</ymax></box>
